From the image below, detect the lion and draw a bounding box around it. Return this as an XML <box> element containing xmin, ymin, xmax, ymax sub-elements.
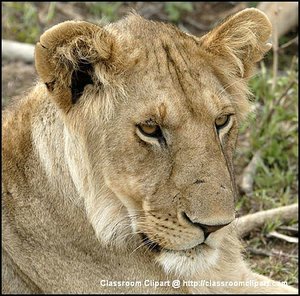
<box><xmin>2</xmin><ymin>8</ymin><xmax>298</xmax><ymax>294</ymax></box>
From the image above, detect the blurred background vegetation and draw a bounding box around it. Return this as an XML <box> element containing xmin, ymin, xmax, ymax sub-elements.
<box><xmin>1</xmin><ymin>1</ymin><xmax>298</xmax><ymax>288</ymax></box>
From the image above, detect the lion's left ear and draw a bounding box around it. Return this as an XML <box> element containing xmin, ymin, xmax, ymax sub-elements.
<box><xmin>200</xmin><ymin>8</ymin><xmax>272</xmax><ymax>79</ymax></box>
<box><xmin>35</xmin><ymin>21</ymin><xmax>117</xmax><ymax>111</ymax></box>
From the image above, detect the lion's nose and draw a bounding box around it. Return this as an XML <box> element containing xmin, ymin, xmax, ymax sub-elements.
<box><xmin>182</xmin><ymin>212</ymin><xmax>231</xmax><ymax>239</ymax></box>
<box><xmin>198</xmin><ymin>223</ymin><xmax>229</xmax><ymax>239</ymax></box>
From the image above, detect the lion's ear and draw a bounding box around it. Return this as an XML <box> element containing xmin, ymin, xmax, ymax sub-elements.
<box><xmin>200</xmin><ymin>8</ymin><xmax>272</xmax><ymax>79</ymax></box>
<box><xmin>35</xmin><ymin>21</ymin><xmax>115</xmax><ymax>110</ymax></box>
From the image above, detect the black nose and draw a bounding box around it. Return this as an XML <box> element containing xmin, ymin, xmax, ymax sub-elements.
<box><xmin>198</xmin><ymin>223</ymin><xmax>229</xmax><ymax>239</ymax></box>
<box><xmin>182</xmin><ymin>212</ymin><xmax>230</xmax><ymax>240</ymax></box>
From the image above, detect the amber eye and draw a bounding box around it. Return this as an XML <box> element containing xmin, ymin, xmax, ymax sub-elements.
<box><xmin>137</xmin><ymin>123</ymin><xmax>163</xmax><ymax>138</ymax></box>
<box><xmin>215</xmin><ymin>115</ymin><xmax>230</xmax><ymax>130</ymax></box>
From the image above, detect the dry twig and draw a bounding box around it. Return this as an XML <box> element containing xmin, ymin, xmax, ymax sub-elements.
<box><xmin>280</xmin><ymin>36</ymin><xmax>299</xmax><ymax>50</ymax></box>
<box><xmin>247</xmin><ymin>247</ymin><xmax>298</xmax><ymax>259</ymax></box>
<box><xmin>278</xmin><ymin>225</ymin><xmax>298</xmax><ymax>233</ymax></box>
<box><xmin>268</xmin><ymin>231</ymin><xmax>298</xmax><ymax>243</ymax></box>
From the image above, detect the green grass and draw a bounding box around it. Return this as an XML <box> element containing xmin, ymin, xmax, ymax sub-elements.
<box><xmin>163</xmin><ymin>2</ymin><xmax>193</xmax><ymax>23</ymax></box>
<box><xmin>244</xmin><ymin>224</ymin><xmax>298</xmax><ymax>286</ymax></box>
<box><xmin>2</xmin><ymin>2</ymin><xmax>41</xmax><ymax>43</ymax></box>
<box><xmin>236</xmin><ymin>57</ymin><xmax>298</xmax><ymax>212</ymax></box>
<box><xmin>236</xmin><ymin>53</ymin><xmax>298</xmax><ymax>287</ymax></box>
<box><xmin>87</xmin><ymin>2</ymin><xmax>122</xmax><ymax>22</ymax></box>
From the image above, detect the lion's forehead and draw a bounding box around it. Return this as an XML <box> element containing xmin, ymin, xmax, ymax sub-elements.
<box><xmin>107</xmin><ymin>13</ymin><xmax>196</xmax><ymax>42</ymax></box>
<box><xmin>103</xmin><ymin>15</ymin><xmax>233</xmax><ymax>120</ymax></box>
<box><xmin>106</xmin><ymin>14</ymin><xmax>208</xmax><ymax>79</ymax></box>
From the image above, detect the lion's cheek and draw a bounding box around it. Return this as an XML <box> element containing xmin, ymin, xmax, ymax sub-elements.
<box><xmin>103</xmin><ymin>172</ymin><xmax>148</xmax><ymax>209</ymax></box>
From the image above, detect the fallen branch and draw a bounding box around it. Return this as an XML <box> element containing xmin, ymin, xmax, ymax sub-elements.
<box><xmin>239</xmin><ymin>150</ymin><xmax>261</xmax><ymax>196</ymax></box>
<box><xmin>257</xmin><ymin>2</ymin><xmax>298</xmax><ymax>38</ymax></box>
<box><xmin>236</xmin><ymin>204</ymin><xmax>298</xmax><ymax>237</ymax></box>
<box><xmin>247</xmin><ymin>247</ymin><xmax>272</xmax><ymax>257</ymax></box>
<box><xmin>2</xmin><ymin>39</ymin><xmax>35</xmax><ymax>63</ymax></box>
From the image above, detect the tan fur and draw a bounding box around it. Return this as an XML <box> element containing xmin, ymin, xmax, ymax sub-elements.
<box><xmin>2</xmin><ymin>9</ymin><xmax>297</xmax><ymax>294</ymax></box>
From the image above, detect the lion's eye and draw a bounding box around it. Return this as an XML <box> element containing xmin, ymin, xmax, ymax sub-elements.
<box><xmin>215</xmin><ymin>115</ymin><xmax>230</xmax><ymax>130</ymax></box>
<box><xmin>138</xmin><ymin>123</ymin><xmax>163</xmax><ymax>138</ymax></box>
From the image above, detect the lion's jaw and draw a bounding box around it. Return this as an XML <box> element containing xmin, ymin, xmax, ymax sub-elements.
<box><xmin>85</xmin><ymin>171</ymin><xmax>229</xmax><ymax>277</ymax></box>
<box><xmin>81</xmin><ymin>169</ymin><xmax>229</xmax><ymax>277</ymax></box>
<box><xmin>157</xmin><ymin>243</ymin><xmax>220</xmax><ymax>277</ymax></box>
<box><xmin>130</xmin><ymin>208</ymin><xmax>228</xmax><ymax>277</ymax></box>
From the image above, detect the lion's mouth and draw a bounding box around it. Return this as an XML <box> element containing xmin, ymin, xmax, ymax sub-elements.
<box><xmin>140</xmin><ymin>233</ymin><xmax>205</xmax><ymax>253</ymax></box>
<box><xmin>140</xmin><ymin>233</ymin><xmax>162</xmax><ymax>252</ymax></box>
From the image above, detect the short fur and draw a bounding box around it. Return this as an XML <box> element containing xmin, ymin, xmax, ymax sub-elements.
<box><xmin>2</xmin><ymin>9</ymin><xmax>297</xmax><ymax>294</ymax></box>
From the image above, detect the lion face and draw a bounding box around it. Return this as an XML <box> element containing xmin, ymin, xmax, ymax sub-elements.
<box><xmin>100</xmin><ymin>48</ymin><xmax>238</xmax><ymax>275</ymax></box>
<box><xmin>103</xmin><ymin>66</ymin><xmax>237</xmax><ymax>242</ymax></box>
<box><xmin>35</xmin><ymin>10</ymin><xmax>271</xmax><ymax>276</ymax></box>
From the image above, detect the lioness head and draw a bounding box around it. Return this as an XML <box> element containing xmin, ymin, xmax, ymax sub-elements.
<box><xmin>35</xmin><ymin>9</ymin><xmax>271</xmax><ymax>277</ymax></box>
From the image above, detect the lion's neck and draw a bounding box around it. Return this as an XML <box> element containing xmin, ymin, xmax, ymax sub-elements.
<box><xmin>3</xmin><ymin>85</ymin><xmax>135</xmax><ymax>252</ymax></box>
<box><xmin>3</xmin><ymin>86</ymin><xmax>94</xmax><ymax>246</ymax></box>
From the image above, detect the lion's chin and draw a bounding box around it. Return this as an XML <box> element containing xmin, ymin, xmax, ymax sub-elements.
<box><xmin>139</xmin><ymin>232</ymin><xmax>222</xmax><ymax>277</ymax></box>
<box><xmin>156</xmin><ymin>243</ymin><xmax>219</xmax><ymax>277</ymax></box>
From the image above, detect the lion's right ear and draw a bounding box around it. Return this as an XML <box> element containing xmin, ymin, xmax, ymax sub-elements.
<box><xmin>200</xmin><ymin>8</ymin><xmax>272</xmax><ymax>79</ymax></box>
<box><xmin>35</xmin><ymin>21</ymin><xmax>117</xmax><ymax>111</ymax></box>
